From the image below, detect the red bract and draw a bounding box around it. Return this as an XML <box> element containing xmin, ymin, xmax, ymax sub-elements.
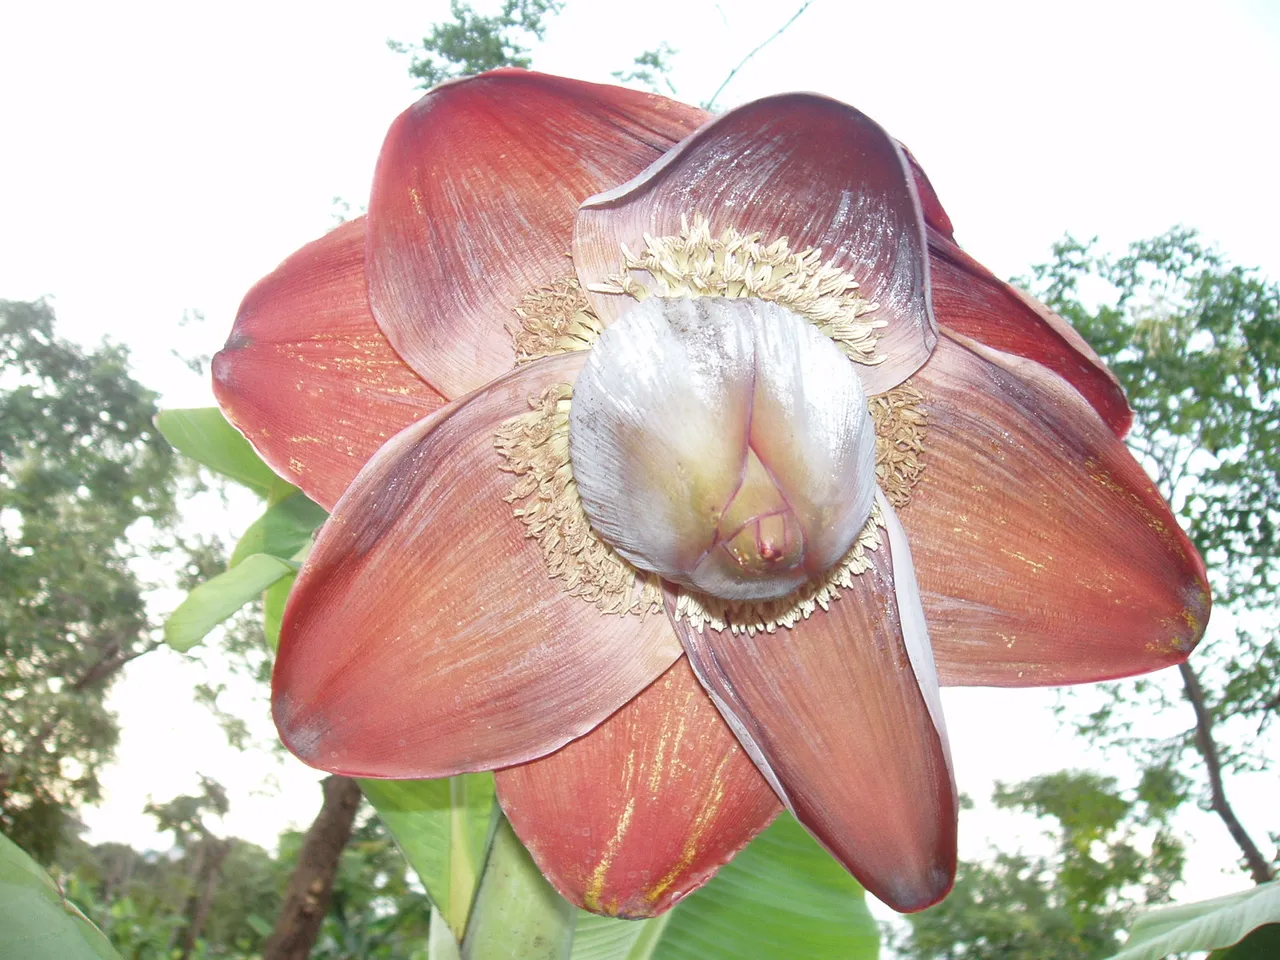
<box><xmin>213</xmin><ymin>70</ymin><xmax>1210</xmax><ymax>918</ymax></box>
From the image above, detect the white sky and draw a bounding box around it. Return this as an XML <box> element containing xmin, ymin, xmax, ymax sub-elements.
<box><xmin>1</xmin><ymin>0</ymin><xmax>1277</xmax><ymax>921</ymax></box>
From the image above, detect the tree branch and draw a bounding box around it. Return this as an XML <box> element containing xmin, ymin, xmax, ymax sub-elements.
<box><xmin>72</xmin><ymin>638</ymin><xmax>161</xmax><ymax>692</ymax></box>
<box><xmin>705</xmin><ymin>0</ymin><xmax>814</xmax><ymax>110</ymax></box>
<box><xmin>13</xmin><ymin>638</ymin><xmax>163</xmax><ymax>766</ymax></box>
<box><xmin>1179</xmin><ymin>661</ymin><xmax>1275</xmax><ymax>883</ymax></box>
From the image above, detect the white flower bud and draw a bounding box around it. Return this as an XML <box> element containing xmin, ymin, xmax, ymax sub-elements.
<box><xmin>570</xmin><ymin>297</ymin><xmax>876</xmax><ymax>601</ymax></box>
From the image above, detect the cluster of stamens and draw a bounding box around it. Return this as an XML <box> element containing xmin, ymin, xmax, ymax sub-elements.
<box><xmin>494</xmin><ymin>216</ymin><xmax>928</xmax><ymax>631</ymax></box>
<box><xmin>591</xmin><ymin>214</ymin><xmax>884</xmax><ymax>366</ymax></box>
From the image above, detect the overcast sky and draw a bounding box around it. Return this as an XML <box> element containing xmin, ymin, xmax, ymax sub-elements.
<box><xmin>1</xmin><ymin>0</ymin><xmax>1276</xmax><ymax>915</ymax></box>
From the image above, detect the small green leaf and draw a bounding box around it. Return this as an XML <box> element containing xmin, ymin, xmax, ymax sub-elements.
<box><xmin>0</xmin><ymin>832</ymin><xmax>122</xmax><ymax>960</ymax></box>
<box><xmin>229</xmin><ymin>491</ymin><xmax>328</xmax><ymax>567</ymax></box>
<box><xmin>360</xmin><ymin>774</ymin><xmax>497</xmax><ymax>941</ymax></box>
<box><xmin>245</xmin><ymin>913</ymin><xmax>273</xmax><ymax>938</ymax></box>
<box><xmin>165</xmin><ymin>553</ymin><xmax>296</xmax><ymax>651</ymax></box>
<box><xmin>462</xmin><ymin>816</ymin><xmax>575</xmax><ymax>960</ymax></box>
<box><xmin>263</xmin><ymin>571</ymin><xmax>297</xmax><ymax>652</ymax></box>
<box><xmin>1109</xmin><ymin>881</ymin><xmax>1280</xmax><ymax>960</ymax></box>
<box><xmin>569</xmin><ymin>813</ymin><xmax>879</xmax><ymax>960</ymax></box>
<box><xmin>156</xmin><ymin>407</ymin><xmax>292</xmax><ymax>500</ymax></box>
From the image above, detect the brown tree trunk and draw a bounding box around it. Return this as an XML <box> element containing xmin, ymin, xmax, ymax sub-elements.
<box><xmin>263</xmin><ymin>775</ymin><xmax>363</xmax><ymax>960</ymax></box>
<box><xmin>1180</xmin><ymin>662</ymin><xmax>1276</xmax><ymax>883</ymax></box>
<box><xmin>177</xmin><ymin>837</ymin><xmax>232</xmax><ymax>960</ymax></box>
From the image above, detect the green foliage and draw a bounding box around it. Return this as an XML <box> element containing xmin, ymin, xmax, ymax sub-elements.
<box><xmin>1</xmin><ymin>299</ymin><xmax>180</xmax><ymax>863</ymax></box>
<box><xmin>157</xmin><ymin>409</ymin><xmax>325</xmax><ymax>653</ymax></box>
<box><xmin>53</xmin><ymin>805</ymin><xmax>432</xmax><ymax>959</ymax></box>
<box><xmin>651</xmin><ymin>811</ymin><xmax>878</xmax><ymax>959</ymax></box>
<box><xmin>261</xmin><ymin>573</ymin><xmax>295</xmax><ymax>651</ymax></box>
<box><xmin>994</xmin><ymin>772</ymin><xmax>1185</xmax><ymax>907</ymax></box>
<box><xmin>900</xmin><ymin>772</ymin><xmax>1183</xmax><ymax>960</ymax></box>
<box><xmin>164</xmin><ymin>553</ymin><xmax>297</xmax><ymax>652</ymax></box>
<box><xmin>1211</xmin><ymin>923</ymin><xmax>1280</xmax><ymax>958</ymax></box>
<box><xmin>60</xmin><ymin>833</ymin><xmax>277</xmax><ymax>959</ymax></box>
<box><xmin>143</xmin><ymin>776</ymin><xmax>229</xmax><ymax>850</ymax></box>
<box><xmin>612</xmin><ymin>44</ymin><xmax>678</xmax><ymax>95</ymax></box>
<box><xmin>388</xmin><ymin>0</ymin><xmax>564</xmax><ymax>89</ymax></box>
<box><xmin>154</xmin><ymin>408</ymin><xmax>293</xmax><ymax>503</ymax></box>
<box><xmin>572</xmin><ymin>813</ymin><xmax>879</xmax><ymax>960</ymax></box>
<box><xmin>461</xmin><ymin>817</ymin><xmax>575</xmax><ymax>959</ymax></box>
<box><xmin>226</xmin><ymin>491</ymin><xmax>325</xmax><ymax>568</ymax></box>
<box><xmin>359</xmin><ymin>774</ymin><xmax>496</xmax><ymax>941</ymax></box>
<box><xmin>283</xmin><ymin>815</ymin><xmax>433</xmax><ymax>959</ymax></box>
<box><xmin>0</xmin><ymin>832</ymin><xmax>120</xmax><ymax>960</ymax></box>
<box><xmin>1107</xmin><ymin>880</ymin><xmax>1280</xmax><ymax>960</ymax></box>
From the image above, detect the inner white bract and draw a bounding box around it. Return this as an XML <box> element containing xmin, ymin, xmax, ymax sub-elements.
<box><xmin>569</xmin><ymin>297</ymin><xmax>877</xmax><ymax>601</ymax></box>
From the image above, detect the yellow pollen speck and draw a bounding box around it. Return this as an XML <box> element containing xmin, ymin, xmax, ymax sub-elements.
<box><xmin>583</xmin><ymin>795</ymin><xmax>636</xmax><ymax>915</ymax></box>
<box><xmin>644</xmin><ymin>755</ymin><xmax>731</xmax><ymax>904</ymax></box>
<box><xmin>1085</xmin><ymin>456</ymin><xmax>1171</xmax><ymax>539</ymax></box>
<box><xmin>647</xmin><ymin>728</ymin><xmax>670</xmax><ymax>795</ymax></box>
<box><xmin>1000</xmin><ymin>548</ymin><xmax>1046</xmax><ymax>573</ymax></box>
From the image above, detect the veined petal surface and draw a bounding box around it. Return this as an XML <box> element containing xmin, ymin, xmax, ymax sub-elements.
<box><xmin>273</xmin><ymin>352</ymin><xmax>683</xmax><ymax>778</ymax></box>
<box><xmin>670</xmin><ymin>491</ymin><xmax>958</xmax><ymax>913</ymax></box>
<box><xmin>899</xmin><ymin>143</ymin><xmax>955</xmax><ymax>240</ymax></box>
<box><xmin>496</xmin><ymin>657</ymin><xmax>780</xmax><ymax>918</ymax></box>
<box><xmin>212</xmin><ymin>218</ymin><xmax>445</xmax><ymax>510</ymax></box>
<box><xmin>903</xmin><ymin>331</ymin><xmax>1210</xmax><ymax>686</ymax></box>
<box><xmin>575</xmin><ymin>93</ymin><xmax>937</xmax><ymax>395</ymax></box>
<box><xmin>897</xmin><ymin>144</ymin><xmax>1132</xmax><ymax>435</ymax></box>
<box><xmin>928</xmin><ymin>232</ymin><xmax>1133</xmax><ymax>436</ymax></box>
<box><xmin>366</xmin><ymin>69</ymin><xmax>708</xmax><ymax>399</ymax></box>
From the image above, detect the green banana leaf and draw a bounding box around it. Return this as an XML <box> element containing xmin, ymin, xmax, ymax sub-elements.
<box><xmin>156</xmin><ymin>406</ymin><xmax>294</xmax><ymax>501</ymax></box>
<box><xmin>1109</xmin><ymin>881</ymin><xmax>1280</xmax><ymax>960</ymax></box>
<box><xmin>228</xmin><ymin>490</ymin><xmax>327</xmax><ymax>567</ymax></box>
<box><xmin>570</xmin><ymin>812</ymin><xmax>879</xmax><ymax>960</ymax></box>
<box><xmin>0</xmin><ymin>833</ymin><xmax>120</xmax><ymax>960</ymax></box>
<box><xmin>360</xmin><ymin>775</ymin><xmax>498</xmax><ymax>941</ymax></box>
<box><xmin>164</xmin><ymin>552</ymin><xmax>296</xmax><ymax>651</ymax></box>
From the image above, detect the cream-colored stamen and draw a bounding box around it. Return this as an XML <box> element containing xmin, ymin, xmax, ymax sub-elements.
<box><xmin>495</xmin><ymin>384</ymin><xmax>661</xmax><ymax>616</ymax></box>
<box><xmin>497</xmin><ymin>214</ymin><xmax>930</xmax><ymax>623</ymax></box>
<box><xmin>591</xmin><ymin>214</ymin><xmax>884</xmax><ymax>366</ymax></box>
<box><xmin>870</xmin><ymin>383</ymin><xmax>927</xmax><ymax>508</ymax></box>
<box><xmin>511</xmin><ymin>278</ymin><xmax>603</xmax><ymax>363</ymax></box>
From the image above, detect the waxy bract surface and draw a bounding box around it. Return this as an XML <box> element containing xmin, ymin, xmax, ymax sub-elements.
<box><xmin>213</xmin><ymin>69</ymin><xmax>1211</xmax><ymax>918</ymax></box>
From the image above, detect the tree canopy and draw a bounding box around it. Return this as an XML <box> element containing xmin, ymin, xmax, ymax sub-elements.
<box><xmin>0</xmin><ymin>299</ymin><xmax>180</xmax><ymax>863</ymax></box>
<box><xmin>388</xmin><ymin>0</ymin><xmax>564</xmax><ymax>88</ymax></box>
